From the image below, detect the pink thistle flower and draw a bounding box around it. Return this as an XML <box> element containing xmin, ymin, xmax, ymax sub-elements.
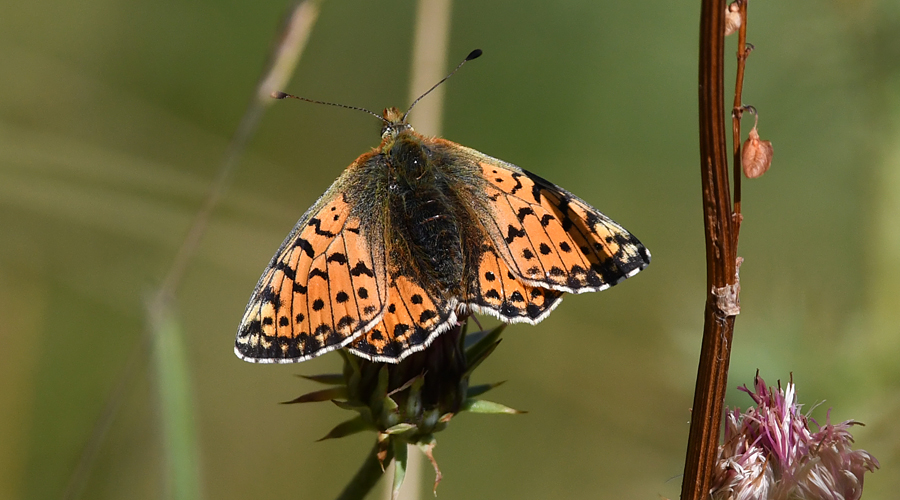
<box><xmin>711</xmin><ymin>375</ymin><xmax>879</xmax><ymax>500</ymax></box>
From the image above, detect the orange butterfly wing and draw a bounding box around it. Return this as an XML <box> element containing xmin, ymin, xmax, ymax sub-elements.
<box><xmin>235</xmin><ymin>186</ymin><xmax>388</xmax><ymax>363</ymax></box>
<box><xmin>467</xmin><ymin>241</ymin><xmax>564</xmax><ymax>324</ymax></box>
<box><xmin>348</xmin><ymin>276</ymin><xmax>457</xmax><ymax>362</ymax></box>
<box><xmin>451</xmin><ymin>144</ymin><xmax>649</xmax><ymax>294</ymax></box>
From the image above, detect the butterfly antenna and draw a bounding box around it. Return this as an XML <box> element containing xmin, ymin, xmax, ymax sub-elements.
<box><xmin>271</xmin><ymin>91</ymin><xmax>388</xmax><ymax>124</ymax></box>
<box><xmin>402</xmin><ymin>49</ymin><xmax>482</xmax><ymax>122</ymax></box>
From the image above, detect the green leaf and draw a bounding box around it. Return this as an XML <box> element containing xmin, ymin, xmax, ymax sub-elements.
<box><xmin>464</xmin><ymin>324</ymin><xmax>506</xmax><ymax>366</ymax></box>
<box><xmin>466</xmin><ymin>381</ymin><xmax>506</xmax><ymax>398</ymax></box>
<box><xmin>463</xmin><ymin>329</ymin><xmax>488</xmax><ymax>350</ymax></box>
<box><xmin>317</xmin><ymin>416</ymin><xmax>369</xmax><ymax>441</ymax></box>
<box><xmin>384</xmin><ymin>422</ymin><xmax>417</xmax><ymax>435</ymax></box>
<box><xmin>148</xmin><ymin>301</ymin><xmax>202</xmax><ymax>500</ymax></box>
<box><xmin>370</xmin><ymin>366</ymin><xmax>390</xmax><ymax>409</ymax></box>
<box><xmin>460</xmin><ymin>399</ymin><xmax>524</xmax><ymax>415</ymax></box>
<box><xmin>343</xmin><ymin>351</ymin><xmax>362</xmax><ymax>394</ymax></box>
<box><xmin>463</xmin><ymin>339</ymin><xmax>502</xmax><ymax>378</ymax></box>
<box><xmin>280</xmin><ymin>386</ymin><xmax>347</xmax><ymax>404</ymax></box>
<box><xmin>457</xmin><ymin>320</ymin><xmax>470</xmax><ymax>351</ymax></box>
<box><xmin>380</xmin><ymin>398</ymin><xmax>401</xmax><ymax>429</ymax></box>
<box><xmin>402</xmin><ymin>374</ymin><xmax>425</xmax><ymax>419</ymax></box>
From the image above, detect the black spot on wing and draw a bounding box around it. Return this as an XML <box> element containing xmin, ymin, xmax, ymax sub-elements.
<box><xmin>261</xmin><ymin>286</ymin><xmax>281</xmax><ymax>311</ymax></box>
<box><xmin>308</xmin><ymin>268</ymin><xmax>328</xmax><ymax>281</ymax></box>
<box><xmin>275</xmin><ymin>261</ymin><xmax>296</xmax><ymax>281</ymax></box>
<box><xmin>499</xmin><ymin>302</ymin><xmax>520</xmax><ymax>317</ymax></box>
<box><xmin>516</xmin><ymin>207</ymin><xmax>534</xmax><ymax>222</ymax></box>
<box><xmin>392</xmin><ymin>323</ymin><xmax>410</xmax><ymax>337</ymax></box>
<box><xmin>294</xmin><ymin>238</ymin><xmax>315</xmax><ymax>258</ymax></box>
<box><xmin>308</xmin><ymin>217</ymin><xmax>336</xmax><ymax>237</ymax></box>
<box><xmin>508</xmin><ymin>173</ymin><xmax>524</xmax><ymax>195</ymax></box>
<box><xmin>505</xmin><ymin>225</ymin><xmax>527</xmax><ymax>244</ymax></box>
<box><xmin>336</xmin><ymin>315</ymin><xmax>355</xmax><ymax>330</ymax></box>
<box><xmin>350</xmin><ymin>261</ymin><xmax>375</xmax><ymax>277</ymax></box>
<box><xmin>327</xmin><ymin>253</ymin><xmax>347</xmax><ymax>264</ymax></box>
<box><xmin>303</xmin><ymin>335</ymin><xmax>322</xmax><ymax>354</ymax></box>
<box><xmin>407</xmin><ymin>327</ymin><xmax>427</xmax><ymax>346</ymax></box>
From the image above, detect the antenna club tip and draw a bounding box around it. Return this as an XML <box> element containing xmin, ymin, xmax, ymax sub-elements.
<box><xmin>466</xmin><ymin>49</ymin><xmax>483</xmax><ymax>61</ymax></box>
<box><xmin>271</xmin><ymin>91</ymin><xmax>288</xmax><ymax>99</ymax></box>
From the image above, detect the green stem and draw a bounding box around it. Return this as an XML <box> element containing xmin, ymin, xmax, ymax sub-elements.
<box><xmin>335</xmin><ymin>442</ymin><xmax>394</xmax><ymax>500</ymax></box>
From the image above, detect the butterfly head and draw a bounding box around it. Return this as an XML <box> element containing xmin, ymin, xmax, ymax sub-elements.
<box><xmin>380</xmin><ymin>107</ymin><xmax>413</xmax><ymax>139</ymax></box>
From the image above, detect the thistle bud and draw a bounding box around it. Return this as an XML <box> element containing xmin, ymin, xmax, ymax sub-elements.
<box><xmin>742</xmin><ymin>112</ymin><xmax>773</xmax><ymax>178</ymax></box>
<box><xmin>287</xmin><ymin>317</ymin><xmax>521</xmax><ymax>497</ymax></box>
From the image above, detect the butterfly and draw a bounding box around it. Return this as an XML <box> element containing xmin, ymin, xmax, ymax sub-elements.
<box><xmin>235</xmin><ymin>50</ymin><xmax>650</xmax><ymax>364</ymax></box>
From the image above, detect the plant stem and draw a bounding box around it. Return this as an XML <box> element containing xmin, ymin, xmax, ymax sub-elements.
<box><xmin>681</xmin><ymin>0</ymin><xmax>740</xmax><ymax>498</ymax></box>
<box><xmin>731</xmin><ymin>0</ymin><xmax>750</xmax><ymax>243</ymax></box>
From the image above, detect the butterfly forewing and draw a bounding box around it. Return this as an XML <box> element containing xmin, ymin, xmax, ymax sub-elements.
<box><xmin>465</xmin><ymin>152</ymin><xmax>650</xmax><ymax>293</ymax></box>
<box><xmin>235</xmin><ymin>189</ymin><xmax>388</xmax><ymax>363</ymax></box>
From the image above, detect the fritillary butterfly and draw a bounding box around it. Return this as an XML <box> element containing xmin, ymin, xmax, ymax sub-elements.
<box><xmin>235</xmin><ymin>51</ymin><xmax>650</xmax><ymax>363</ymax></box>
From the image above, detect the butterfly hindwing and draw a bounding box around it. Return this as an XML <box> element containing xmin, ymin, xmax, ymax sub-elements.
<box><xmin>466</xmin><ymin>242</ymin><xmax>564</xmax><ymax>324</ymax></box>
<box><xmin>463</xmin><ymin>151</ymin><xmax>650</xmax><ymax>293</ymax></box>
<box><xmin>235</xmin><ymin>187</ymin><xmax>387</xmax><ymax>363</ymax></box>
<box><xmin>348</xmin><ymin>275</ymin><xmax>457</xmax><ymax>362</ymax></box>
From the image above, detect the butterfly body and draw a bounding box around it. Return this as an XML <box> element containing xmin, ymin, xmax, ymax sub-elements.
<box><xmin>236</xmin><ymin>107</ymin><xmax>650</xmax><ymax>363</ymax></box>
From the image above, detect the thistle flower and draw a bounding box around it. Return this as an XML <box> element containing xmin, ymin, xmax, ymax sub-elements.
<box><xmin>711</xmin><ymin>375</ymin><xmax>879</xmax><ymax>500</ymax></box>
<box><xmin>286</xmin><ymin>316</ymin><xmax>521</xmax><ymax>499</ymax></box>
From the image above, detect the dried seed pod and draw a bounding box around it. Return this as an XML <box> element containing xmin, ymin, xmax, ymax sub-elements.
<box><xmin>725</xmin><ymin>2</ymin><xmax>742</xmax><ymax>36</ymax></box>
<box><xmin>742</xmin><ymin>113</ymin><xmax>773</xmax><ymax>178</ymax></box>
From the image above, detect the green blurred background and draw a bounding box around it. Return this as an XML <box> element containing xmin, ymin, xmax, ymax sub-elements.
<box><xmin>2</xmin><ymin>0</ymin><xmax>899</xmax><ymax>498</ymax></box>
